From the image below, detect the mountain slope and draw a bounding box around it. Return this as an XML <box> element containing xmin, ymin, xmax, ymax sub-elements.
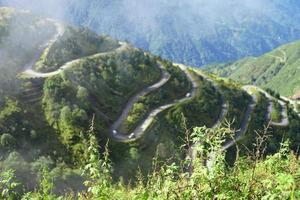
<box><xmin>205</xmin><ymin>39</ymin><xmax>300</xmax><ymax>96</ymax></box>
<box><xmin>1</xmin><ymin>8</ymin><xmax>300</xmax><ymax>193</ymax></box>
<box><xmin>3</xmin><ymin>1</ymin><xmax>300</xmax><ymax>66</ymax></box>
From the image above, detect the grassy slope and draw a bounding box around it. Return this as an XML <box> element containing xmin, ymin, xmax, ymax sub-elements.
<box><xmin>205</xmin><ymin>40</ymin><xmax>300</xmax><ymax>96</ymax></box>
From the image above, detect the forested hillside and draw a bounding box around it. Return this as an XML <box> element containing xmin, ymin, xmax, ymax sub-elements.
<box><xmin>0</xmin><ymin>8</ymin><xmax>300</xmax><ymax>198</ymax></box>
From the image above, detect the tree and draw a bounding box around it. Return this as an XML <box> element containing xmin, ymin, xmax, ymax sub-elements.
<box><xmin>76</xmin><ymin>86</ymin><xmax>89</xmax><ymax>101</ymax></box>
<box><xmin>0</xmin><ymin>133</ymin><xmax>16</xmax><ymax>149</ymax></box>
<box><xmin>72</xmin><ymin>108</ymin><xmax>88</xmax><ymax>125</ymax></box>
<box><xmin>0</xmin><ymin>169</ymin><xmax>21</xmax><ymax>199</ymax></box>
<box><xmin>82</xmin><ymin>116</ymin><xmax>112</xmax><ymax>199</ymax></box>
<box><xmin>60</xmin><ymin>106</ymin><xmax>72</xmax><ymax>125</ymax></box>
<box><xmin>129</xmin><ymin>147</ymin><xmax>140</xmax><ymax>161</ymax></box>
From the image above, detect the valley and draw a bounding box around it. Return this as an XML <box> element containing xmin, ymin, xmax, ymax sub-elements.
<box><xmin>0</xmin><ymin>7</ymin><xmax>300</xmax><ymax>199</ymax></box>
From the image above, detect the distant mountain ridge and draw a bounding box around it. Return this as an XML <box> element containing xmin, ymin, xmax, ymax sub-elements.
<box><xmin>2</xmin><ymin>0</ymin><xmax>300</xmax><ymax>66</ymax></box>
<box><xmin>205</xmin><ymin>39</ymin><xmax>300</xmax><ymax>97</ymax></box>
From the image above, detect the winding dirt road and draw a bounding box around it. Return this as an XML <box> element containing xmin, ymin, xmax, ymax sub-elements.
<box><xmin>19</xmin><ymin>18</ymin><xmax>129</xmax><ymax>79</ymax></box>
<box><xmin>21</xmin><ymin>41</ymin><xmax>129</xmax><ymax>79</ymax></box>
<box><xmin>186</xmin><ymin>69</ymin><xmax>229</xmax><ymax>164</ymax></box>
<box><xmin>18</xmin><ymin>17</ymin><xmax>199</xmax><ymax>143</ymax></box>
<box><xmin>221</xmin><ymin>85</ymin><xmax>291</xmax><ymax>151</ymax></box>
<box><xmin>22</xmin><ymin>19</ymin><xmax>65</xmax><ymax>77</ymax></box>
<box><xmin>206</xmin><ymin>86</ymin><xmax>257</xmax><ymax>171</ymax></box>
<box><xmin>110</xmin><ymin>63</ymin><xmax>199</xmax><ymax>142</ymax></box>
<box><xmin>222</xmin><ymin>86</ymin><xmax>258</xmax><ymax>151</ymax></box>
<box><xmin>268</xmin><ymin>49</ymin><xmax>287</xmax><ymax>64</ymax></box>
<box><xmin>281</xmin><ymin>96</ymin><xmax>300</xmax><ymax>117</ymax></box>
<box><xmin>245</xmin><ymin>85</ymin><xmax>289</xmax><ymax>127</ymax></box>
<box><xmin>18</xmin><ymin>18</ymin><xmax>295</xmax><ymax>158</ymax></box>
<box><xmin>110</xmin><ymin>62</ymin><xmax>171</xmax><ymax>141</ymax></box>
<box><xmin>192</xmin><ymin>69</ymin><xmax>229</xmax><ymax>130</ymax></box>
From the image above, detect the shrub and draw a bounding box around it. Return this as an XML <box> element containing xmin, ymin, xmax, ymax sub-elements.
<box><xmin>0</xmin><ymin>133</ymin><xmax>16</xmax><ymax>149</ymax></box>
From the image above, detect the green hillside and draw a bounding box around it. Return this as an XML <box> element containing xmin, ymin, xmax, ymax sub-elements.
<box><xmin>35</xmin><ymin>26</ymin><xmax>120</xmax><ymax>73</ymax></box>
<box><xmin>1</xmin><ymin>8</ymin><xmax>300</xmax><ymax>198</ymax></box>
<box><xmin>205</xmin><ymin>40</ymin><xmax>300</xmax><ymax>96</ymax></box>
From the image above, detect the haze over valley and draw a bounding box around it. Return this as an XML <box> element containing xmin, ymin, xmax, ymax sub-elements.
<box><xmin>0</xmin><ymin>2</ymin><xmax>300</xmax><ymax>199</ymax></box>
<box><xmin>3</xmin><ymin>0</ymin><xmax>300</xmax><ymax>66</ymax></box>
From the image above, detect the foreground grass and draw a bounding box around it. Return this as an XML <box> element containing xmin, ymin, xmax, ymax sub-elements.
<box><xmin>1</xmin><ymin>124</ymin><xmax>300</xmax><ymax>199</ymax></box>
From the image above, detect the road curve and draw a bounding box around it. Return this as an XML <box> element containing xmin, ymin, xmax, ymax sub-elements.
<box><xmin>110</xmin><ymin>62</ymin><xmax>171</xmax><ymax>140</ymax></box>
<box><xmin>270</xmin><ymin>100</ymin><xmax>289</xmax><ymax>126</ymax></box>
<box><xmin>18</xmin><ymin>18</ymin><xmax>294</xmax><ymax>168</ymax></box>
<box><xmin>192</xmin><ymin>69</ymin><xmax>229</xmax><ymax>130</ymax></box>
<box><xmin>245</xmin><ymin>85</ymin><xmax>289</xmax><ymax>127</ymax></box>
<box><xmin>205</xmin><ymin>85</ymin><xmax>257</xmax><ymax>171</ymax></box>
<box><xmin>20</xmin><ymin>41</ymin><xmax>129</xmax><ymax>79</ymax></box>
<box><xmin>18</xmin><ymin>18</ymin><xmax>198</xmax><ymax>143</ymax></box>
<box><xmin>19</xmin><ymin>17</ymin><xmax>129</xmax><ymax>79</ymax></box>
<box><xmin>281</xmin><ymin>96</ymin><xmax>300</xmax><ymax>117</ymax></box>
<box><xmin>221</xmin><ymin>84</ymin><xmax>292</xmax><ymax>151</ymax></box>
<box><xmin>110</xmin><ymin>63</ymin><xmax>199</xmax><ymax>142</ymax></box>
<box><xmin>22</xmin><ymin>19</ymin><xmax>65</xmax><ymax>75</ymax></box>
<box><xmin>221</xmin><ymin>86</ymin><xmax>258</xmax><ymax>151</ymax></box>
<box><xmin>187</xmin><ymin>69</ymin><xmax>229</xmax><ymax>162</ymax></box>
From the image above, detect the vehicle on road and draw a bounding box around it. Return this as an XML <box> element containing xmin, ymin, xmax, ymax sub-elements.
<box><xmin>129</xmin><ymin>132</ymin><xmax>135</xmax><ymax>139</ymax></box>
<box><xmin>186</xmin><ymin>93</ymin><xmax>191</xmax><ymax>97</ymax></box>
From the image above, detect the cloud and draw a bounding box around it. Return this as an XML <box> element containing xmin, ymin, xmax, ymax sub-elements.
<box><xmin>0</xmin><ymin>0</ymin><xmax>293</xmax><ymax>66</ymax></box>
<box><xmin>0</xmin><ymin>0</ymin><xmax>68</xmax><ymax>19</ymax></box>
<box><xmin>0</xmin><ymin>0</ymin><xmax>275</xmax><ymax>28</ymax></box>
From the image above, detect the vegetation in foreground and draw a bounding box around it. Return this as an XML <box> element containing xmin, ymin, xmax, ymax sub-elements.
<box><xmin>1</xmin><ymin>122</ymin><xmax>299</xmax><ymax>199</ymax></box>
<box><xmin>1</xmin><ymin>8</ymin><xmax>300</xmax><ymax>199</ymax></box>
